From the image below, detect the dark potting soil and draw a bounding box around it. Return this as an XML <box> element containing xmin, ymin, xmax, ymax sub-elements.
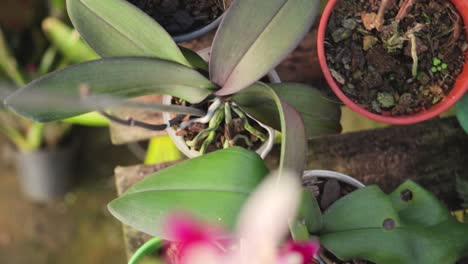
<box><xmin>127</xmin><ymin>0</ymin><xmax>230</xmax><ymax>36</ymax></box>
<box><xmin>326</xmin><ymin>0</ymin><xmax>467</xmax><ymax>116</ymax></box>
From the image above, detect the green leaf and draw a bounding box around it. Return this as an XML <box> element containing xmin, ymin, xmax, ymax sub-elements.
<box><xmin>389</xmin><ymin>181</ymin><xmax>450</xmax><ymax>226</ymax></box>
<box><xmin>42</xmin><ymin>17</ymin><xmax>99</xmax><ymax>63</ymax></box>
<box><xmin>234</xmin><ymin>83</ymin><xmax>341</xmax><ymax>139</ymax></box>
<box><xmin>456</xmin><ymin>93</ymin><xmax>468</xmax><ymax>133</ymax></box>
<box><xmin>5</xmin><ymin>57</ymin><xmax>216</xmax><ymax>122</ymax></box>
<box><xmin>211</xmin><ymin>0</ymin><xmax>319</xmax><ymax>95</ymax></box>
<box><xmin>66</xmin><ymin>0</ymin><xmax>190</xmax><ymax>66</ymax></box>
<box><xmin>179</xmin><ymin>46</ymin><xmax>209</xmax><ymax>71</ymax></box>
<box><xmin>108</xmin><ymin>147</ymin><xmax>269</xmax><ymax>238</ymax></box>
<box><xmin>299</xmin><ymin>191</ymin><xmax>323</xmax><ymax>233</ymax></box>
<box><xmin>321</xmin><ymin>186</ymin><xmax>402</xmax><ymax>233</ymax></box>
<box><xmin>238</xmin><ymin>83</ymin><xmax>307</xmax><ymax>176</ymax></box>
<box><xmin>320</xmin><ymin>181</ymin><xmax>468</xmax><ymax>264</ymax></box>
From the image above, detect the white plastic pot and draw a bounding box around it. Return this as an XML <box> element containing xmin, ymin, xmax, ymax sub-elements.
<box><xmin>303</xmin><ymin>170</ymin><xmax>365</xmax><ymax>264</ymax></box>
<box><xmin>303</xmin><ymin>170</ymin><xmax>365</xmax><ymax>189</ymax></box>
<box><xmin>163</xmin><ymin>47</ymin><xmax>281</xmax><ymax>159</ymax></box>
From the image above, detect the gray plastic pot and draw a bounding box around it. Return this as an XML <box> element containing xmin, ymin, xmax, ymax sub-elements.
<box><xmin>15</xmin><ymin>146</ymin><xmax>76</xmax><ymax>202</ymax></box>
<box><xmin>173</xmin><ymin>14</ymin><xmax>224</xmax><ymax>43</ymax></box>
<box><xmin>163</xmin><ymin>47</ymin><xmax>281</xmax><ymax>159</ymax></box>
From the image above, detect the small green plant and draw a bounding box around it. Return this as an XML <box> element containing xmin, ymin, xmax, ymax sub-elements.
<box><xmin>431</xmin><ymin>57</ymin><xmax>448</xmax><ymax>73</ymax></box>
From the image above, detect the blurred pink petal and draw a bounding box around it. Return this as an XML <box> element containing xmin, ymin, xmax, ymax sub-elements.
<box><xmin>226</xmin><ymin>171</ymin><xmax>302</xmax><ymax>264</ymax></box>
<box><xmin>163</xmin><ymin>214</ymin><xmax>226</xmax><ymax>264</ymax></box>
<box><xmin>278</xmin><ymin>240</ymin><xmax>320</xmax><ymax>264</ymax></box>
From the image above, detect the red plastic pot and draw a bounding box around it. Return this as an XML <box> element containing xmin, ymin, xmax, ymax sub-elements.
<box><xmin>318</xmin><ymin>0</ymin><xmax>468</xmax><ymax>125</ymax></box>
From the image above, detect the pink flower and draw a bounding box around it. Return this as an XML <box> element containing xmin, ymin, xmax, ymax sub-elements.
<box><xmin>163</xmin><ymin>214</ymin><xmax>226</xmax><ymax>264</ymax></box>
<box><xmin>278</xmin><ymin>240</ymin><xmax>321</xmax><ymax>264</ymax></box>
<box><xmin>163</xmin><ymin>171</ymin><xmax>321</xmax><ymax>264</ymax></box>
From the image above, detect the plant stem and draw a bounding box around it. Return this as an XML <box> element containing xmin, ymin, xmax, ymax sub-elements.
<box><xmin>26</xmin><ymin>123</ymin><xmax>45</xmax><ymax>151</ymax></box>
<box><xmin>375</xmin><ymin>0</ymin><xmax>390</xmax><ymax>31</ymax></box>
<box><xmin>395</xmin><ymin>0</ymin><xmax>417</xmax><ymax>22</ymax></box>
<box><xmin>128</xmin><ymin>237</ymin><xmax>164</xmax><ymax>264</ymax></box>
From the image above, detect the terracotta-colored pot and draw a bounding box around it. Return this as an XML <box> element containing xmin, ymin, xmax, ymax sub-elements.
<box><xmin>318</xmin><ymin>0</ymin><xmax>468</xmax><ymax>125</ymax></box>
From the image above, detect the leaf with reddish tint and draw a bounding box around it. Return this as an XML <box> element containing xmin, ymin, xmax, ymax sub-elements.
<box><xmin>210</xmin><ymin>0</ymin><xmax>319</xmax><ymax>96</ymax></box>
<box><xmin>5</xmin><ymin>57</ymin><xmax>216</xmax><ymax>122</ymax></box>
<box><xmin>234</xmin><ymin>82</ymin><xmax>307</xmax><ymax>176</ymax></box>
<box><xmin>66</xmin><ymin>0</ymin><xmax>190</xmax><ymax>66</ymax></box>
<box><xmin>234</xmin><ymin>83</ymin><xmax>341</xmax><ymax>139</ymax></box>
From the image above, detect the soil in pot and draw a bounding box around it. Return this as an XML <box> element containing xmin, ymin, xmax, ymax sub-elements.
<box><xmin>171</xmin><ymin>96</ymin><xmax>268</xmax><ymax>155</ymax></box>
<box><xmin>127</xmin><ymin>0</ymin><xmax>231</xmax><ymax>36</ymax></box>
<box><xmin>325</xmin><ymin>0</ymin><xmax>467</xmax><ymax>116</ymax></box>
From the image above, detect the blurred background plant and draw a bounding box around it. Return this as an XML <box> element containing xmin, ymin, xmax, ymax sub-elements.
<box><xmin>0</xmin><ymin>0</ymin><xmax>108</xmax><ymax>155</ymax></box>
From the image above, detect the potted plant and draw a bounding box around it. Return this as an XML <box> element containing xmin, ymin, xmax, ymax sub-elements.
<box><xmin>318</xmin><ymin>0</ymin><xmax>468</xmax><ymax>125</ymax></box>
<box><xmin>108</xmin><ymin>151</ymin><xmax>468</xmax><ymax>264</ymax></box>
<box><xmin>5</xmin><ymin>0</ymin><xmax>341</xmax><ymax>160</ymax></box>
<box><xmin>0</xmin><ymin>15</ymin><xmax>106</xmax><ymax>202</ymax></box>
<box><xmin>161</xmin><ymin>47</ymin><xmax>281</xmax><ymax>158</ymax></box>
<box><xmin>127</xmin><ymin>0</ymin><xmax>232</xmax><ymax>43</ymax></box>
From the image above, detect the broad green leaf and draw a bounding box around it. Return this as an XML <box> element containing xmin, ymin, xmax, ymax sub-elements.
<box><xmin>321</xmin><ymin>186</ymin><xmax>401</xmax><ymax>233</ymax></box>
<box><xmin>234</xmin><ymin>83</ymin><xmax>341</xmax><ymax>139</ymax></box>
<box><xmin>456</xmin><ymin>93</ymin><xmax>468</xmax><ymax>133</ymax></box>
<box><xmin>42</xmin><ymin>17</ymin><xmax>99</xmax><ymax>63</ymax></box>
<box><xmin>389</xmin><ymin>181</ymin><xmax>450</xmax><ymax>226</ymax></box>
<box><xmin>66</xmin><ymin>0</ymin><xmax>190</xmax><ymax>66</ymax></box>
<box><xmin>320</xmin><ymin>181</ymin><xmax>468</xmax><ymax>264</ymax></box>
<box><xmin>179</xmin><ymin>46</ymin><xmax>209</xmax><ymax>72</ymax></box>
<box><xmin>108</xmin><ymin>147</ymin><xmax>269</xmax><ymax>238</ymax></box>
<box><xmin>299</xmin><ymin>191</ymin><xmax>323</xmax><ymax>233</ymax></box>
<box><xmin>5</xmin><ymin>57</ymin><xmax>216</xmax><ymax>122</ymax></box>
<box><xmin>321</xmin><ymin>222</ymin><xmax>468</xmax><ymax>264</ymax></box>
<box><xmin>211</xmin><ymin>0</ymin><xmax>319</xmax><ymax>95</ymax></box>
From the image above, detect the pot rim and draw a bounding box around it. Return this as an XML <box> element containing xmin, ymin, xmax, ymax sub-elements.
<box><xmin>317</xmin><ymin>0</ymin><xmax>468</xmax><ymax>125</ymax></box>
<box><xmin>173</xmin><ymin>13</ymin><xmax>224</xmax><ymax>43</ymax></box>
<box><xmin>303</xmin><ymin>169</ymin><xmax>365</xmax><ymax>189</ymax></box>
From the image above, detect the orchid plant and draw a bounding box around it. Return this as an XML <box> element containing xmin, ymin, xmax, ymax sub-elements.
<box><xmin>0</xmin><ymin>15</ymin><xmax>106</xmax><ymax>153</ymax></box>
<box><xmin>125</xmin><ymin>171</ymin><xmax>320</xmax><ymax>264</ymax></box>
<box><xmin>4</xmin><ymin>0</ymin><xmax>467</xmax><ymax>263</ymax></box>
<box><xmin>4</xmin><ymin>0</ymin><xmax>341</xmax><ymax>158</ymax></box>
